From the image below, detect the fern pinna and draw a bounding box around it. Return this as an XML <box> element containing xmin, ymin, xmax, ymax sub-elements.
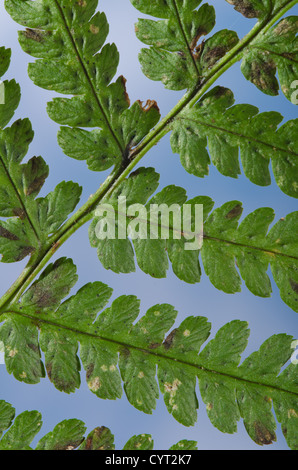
<box><xmin>0</xmin><ymin>0</ymin><xmax>297</xmax><ymax>450</ymax></box>
<box><xmin>0</xmin><ymin>399</ymin><xmax>197</xmax><ymax>450</ymax></box>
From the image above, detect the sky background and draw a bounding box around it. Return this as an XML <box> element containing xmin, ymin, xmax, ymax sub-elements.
<box><xmin>0</xmin><ymin>0</ymin><xmax>297</xmax><ymax>450</ymax></box>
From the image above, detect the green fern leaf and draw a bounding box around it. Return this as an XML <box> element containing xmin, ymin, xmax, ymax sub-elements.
<box><xmin>35</xmin><ymin>419</ymin><xmax>87</xmax><ymax>450</ymax></box>
<box><xmin>0</xmin><ymin>45</ymin><xmax>83</xmax><ymax>264</ymax></box>
<box><xmin>0</xmin><ymin>399</ymin><xmax>196</xmax><ymax>450</ymax></box>
<box><xmin>0</xmin><ymin>262</ymin><xmax>296</xmax><ymax>448</ymax></box>
<box><xmin>0</xmin><ymin>400</ymin><xmax>15</xmax><ymax>439</ymax></box>
<box><xmin>0</xmin><ymin>91</ymin><xmax>82</xmax><ymax>263</ymax></box>
<box><xmin>171</xmin><ymin>86</ymin><xmax>298</xmax><ymax>197</ymax></box>
<box><xmin>5</xmin><ymin>0</ymin><xmax>161</xmax><ymax>171</ymax></box>
<box><xmin>169</xmin><ymin>439</ymin><xmax>198</xmax><ymax>450</ymax></box>
<box><xmin>0</xmin><ymin>316</ymin><xmax>45</xmax><ymax>384</ymax></box>
<box><xmin>0</xmin><ymin>47</ymin><xmax>20</xmax><ymax>128</ymax></box>
<box><xmin>0</xmin><ymin>407</ymin><xmax>42</xmax><ymax>450</ymax></box>
<box><xmin>240</xmin><ymin>16</ymin><xmax>298</xmax><ymax>102</ymax></box>
<box><xmin>78</xmin><ymin>426</ymin><xmax>115</xmax><ymax>451</ymax></box>
<box><xmin>122</xmin><ymin>433</ymin><xmax>154</xmax><ymax>451</ymax></box>
<box><xmin>0</xmin><ymin>47</ymin><xmax>11</xmax><ymax>77</ymax></box>
<box><xmin>131</xmin><ymin>0</ymin><xmax>239</xmax><ymax>90</ymax></box>
<box><xmin>89</xmin><ymin>167</ymin><xmax>298</xmax><ymax>311</ymax></box>
<box><xmin>89</xmin><ymin>167</ymin><xmax>160</xmax><ymax>273</ymax></box>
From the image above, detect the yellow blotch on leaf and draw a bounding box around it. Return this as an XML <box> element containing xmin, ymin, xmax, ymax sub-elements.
<box><xmin>90</xmin><ymin>24</ymin><xmax>99</xmax><ymax>34</ymax></box>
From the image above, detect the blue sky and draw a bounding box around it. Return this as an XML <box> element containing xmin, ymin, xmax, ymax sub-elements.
<box><xmin>0</xmin><ymin>0</ymin><xmax>297</xmax><ymax>450</ymax></box>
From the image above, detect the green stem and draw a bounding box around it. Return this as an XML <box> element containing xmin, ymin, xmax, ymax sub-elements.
<box><xmin>0</xmin><ymin>0</ymin><xmax>296</xmax><ymax>314</ymax></box>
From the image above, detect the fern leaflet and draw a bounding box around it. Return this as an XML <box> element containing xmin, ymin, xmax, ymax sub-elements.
<box><xmin>0</xmin><ymin>399</ymin><xmax>196</xmax><ymax>450</ymax></box>
<box><xmin>0</xmin><ymin>259</ymin><xmax>297</xmax><ymax>448</ymax></box>
<box><xmin>171</xmin><ymin>86</ymin><xmax>298</xmax><ymax>197</ymax></box>
<box><xmin>5</xmin><ymin>0</ymin><xmax>161</xmax><ymax>172</ymax></box>
<box><xmin>0</xmin><ymin>47</ymin><xmax>82</xmax><ymax>263</ymax></box>
<box><xmin>88</xmin><ymin>167</ymin><xmax>298</xmax><ymax>311</ymax></box>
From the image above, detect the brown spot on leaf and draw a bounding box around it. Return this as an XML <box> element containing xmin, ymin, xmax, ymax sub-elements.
<box><xmin>0</xmin><ymin>226</ymin><xmax>19</xmax><ymax>241</ymax></box>
<box><xmin>274</xmin><ymin>19</ymin><xmax>294</xmax><ymax>36</ymax></box>
<box><xmin>193</xmin><ymin>41</ymin><xmax>205</xmax><ymax>60</ymax></box>
<box><xmin>28</xmin><ymin>343</ymin><xmax>39</xmax><ymax>353</ymax></box>
<box><xmin>137</xmin><ymin>99</ymin><xmax>160</xmax><ymax>114</ymax></box>
<box><xmin>250</xmin><ymin>59</ymin><xmax>277</xmax><ymax>92</ymax></box>
<box><xmin>12</xmin><ymin>208</ymin><xmax>26</xmax><ymax>219</ymax></box>
<box><xmin>84</xmin><ymin>436</ymin><xmax>93</xmax><ymax>450</ymax></box>
<box><xmin>120</xmin><ymin>347</ymin><xmax>130</xmax><ymax>358</ymax></box>
<box><xmin>225</xmin><ymin>204</ymin><xmax>242</xmax><ymax>219</ymax></box>
<box><xmin>83</xmin><ymin>427</ymin><xmax>112</xmax><ymax>450</ymax></box>
<box><xmin>149</xmin><ymin>342</ymin><xmax>161</xmax><ymax>349</ymax></box>
<box><xmin>24</xmin><ymin>28</ymin><xmax>44</xmax><ymax>42</ymax></box>
<box><xmin>119</xmin><ymin>75</ymin><xmax>130</xmax><ymax>107</ymax></box>
<box><xmin>25</xmin><ymin>157</ymin><xmax>48</xmax><ymax>196</ymax></box>
<box><xmin>226</xmin><ymin>0</ymin><xmax>259</xmax><ymax>18</ymax></box>
<box><xmin>190</xmin><ymin>31</ymin><xmax>206</xmax><ymax>52</ymax></box>
<box><xmin>54</xmin><ymin>437</ymin><xmax>84</xmax><ymax>451</ymax></box>
<box><xmin>26</xmin><ymin>177</ymin><xmax>45</xmax><ymax>196</ymax></box>
<box><xmin>46</xmin><ymin>362</ymin><xmax>52</xmax><ymax>380</ymax></box>
<box><xmin>163</xmin><ymin>329</ymin><xmax>178</xmax><ymax>350</ymax></box>
<box><xmin>15</xmin><ymin>246</ymin><xmax>35</xmax><ymax>261</ymax></box>
<box><xmin>290</xmin><ymin>279</ymin><xmax>298</xmax><ymax>293</ymax></box>
<box><xmin>253</xmin><ymin>421</ymin><xmax>276</xmax><ymax>445</ymax></box>
<box><xmin>33</xmin><ymin>286</ymin><xmax>56</xmax><ymax>308</ymax></box>
<box><xmin>214</xmin><ymin>87</ymin><xmax>230</xmax><ymax>99</ymax></box>
<box><xmin>282</xmin><ymin>52</ymin><xmax>295</xmax><ymax>60</ymax></box>
<box><xmin>203</xmin><ymin>46</ymin><xmax>226</xmax><ymax>67</ymax></box>
<box><xmin>86</xmin><ymin>364</ymin><xmax>94</xmax><ymax>380</ymax></box>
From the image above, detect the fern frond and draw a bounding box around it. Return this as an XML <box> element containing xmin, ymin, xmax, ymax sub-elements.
<box><xmin>225</xmin><ymin>2</ymin><xmax>298</xmax><ymax>102</ymax></box>
<box><xmin>131</xmin><ymin>0</ymin><xmax>297</xmax><ymax>100</ymax></box>
<box><xmin>0</xmin><ymin>46</ymin><xmax>82</xmax><ymax>263</ymax></box>
<box><xmin>129</xmin><ymin>2</ymin><xmax>297</xmax><ymax>195</ymax></box>
<box><xmin>5</xmin><ymin>0</ymin><xmax>161</xmax><ymax>171</ymax></box>
<box><xmin>0</xmin><ymin>0</ymin><xmax>297</xmax><ymax>452</ymax></box>
<box><xmin>171</xmin><ymin>86</ymin><xmax>298</xmax><ymax>197</ymax></box>
<box><xmin>0</xmin><ymin>47</ymin><xmax>20</xmax><ymax>128</ymax></box>
<box><xmin>0</xmin><ymin>261</ymin><xmax>297</xmax><ymax>448</ymax></box>
<box><xmin>0</xmin><ymin>399</ymin><xmax>194</xmax><ymax>450</ymax></box>
<box><xmin>240</xmin><ymin>16</ymin><xmax>298</xmax><ymax>102</ymax></box>
<box><xmin>88</xmin><ymin>167</ymin><xmax>298</xmax><ymax>312</ymax></box>
<box><xmin>131</xmin><ymin>0</ymin><xmax>239</xmax><ymax>90</ymax></box>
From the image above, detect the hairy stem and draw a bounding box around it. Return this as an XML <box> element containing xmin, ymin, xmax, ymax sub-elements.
<box><xmin>0</xmin><ymin>0</ymin><xmax>296</xmax><ymax>314</ymax></box>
